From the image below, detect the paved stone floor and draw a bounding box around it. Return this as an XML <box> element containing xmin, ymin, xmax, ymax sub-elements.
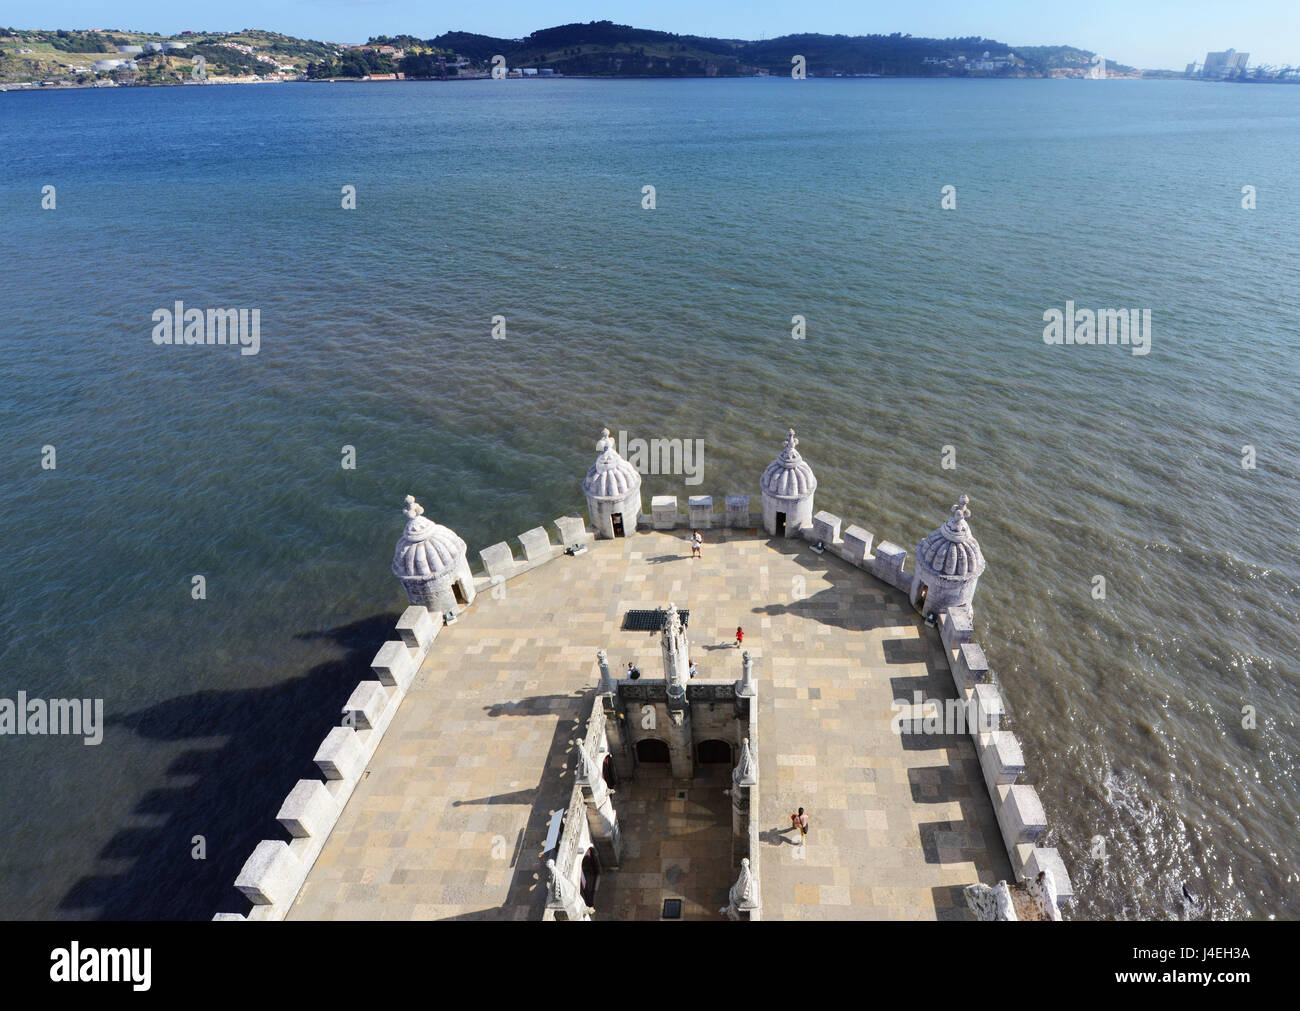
<box><xmin>598</xmin><ymin>765</ymin><xmax>734</xmax><ymax>920</ymax></box>
<box><xmin>288</xmin><ymin>527</ymin><xmax>1011</xmax><ymax>921</ymax></box>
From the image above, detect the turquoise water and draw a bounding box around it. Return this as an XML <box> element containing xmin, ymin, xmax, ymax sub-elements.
<box><xmin>1</xmin><ymin>78</ymin><xmax>1296</xmax><ymax>919</ymax></box>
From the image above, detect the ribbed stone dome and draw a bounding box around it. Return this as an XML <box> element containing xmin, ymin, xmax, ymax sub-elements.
<box><xmin>917</xmin><ymin>495</ymin><xmax>986</xmax><ymax>578</ymax></box>
<box><xmin>582</xmin><ymin>428</ymin><xmax>641</xmax><ymax>500</ymax></box>
<box><xmin>391</xmin><ymin>495</ymin><xmax>467</xmax><ymax>579</ymax></box>
<box><xmin>760</xmin><ymin>428</ymin><xmax>817</xmax><ymax>498</ymax></box>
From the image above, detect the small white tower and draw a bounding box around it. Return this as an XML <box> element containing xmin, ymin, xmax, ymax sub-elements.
<box><xmin>760</xmin><ymin>428</ymin><xmax>817</xmax><ymax>538</ymax></box>
<box><xmin>582</xmin><ymin>427</ymin><xmax>643</xmax><ymax>538</ymax></box>
<box><xmin>391</xmin><ymin>495</ymin><xmax>477</xmax><ymax>613</ymax></box>
<box><xmin>911</xmin><ymin>494</ymin><xmax>986</xmax><ymax>617</ymax></box>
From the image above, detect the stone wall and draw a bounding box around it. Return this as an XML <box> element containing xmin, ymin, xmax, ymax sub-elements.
<box><xmin>216</xmin><ymin>493</ymin><xmax>1067</xmax><ymax>919</ymax></box>
<box><xmin>213</xmin><ymin>603</ymin><xmax>442</xmax><ymax>920</ymax></box>
<box><xmin>793</xmin><ymin>507</ymin><xmax>1073</xmax><ymax>910</ymax></box>
<box><xmin>216</xmin><ymin>514</ymin><xmax>594</xmax><ymax>920</ymax></box>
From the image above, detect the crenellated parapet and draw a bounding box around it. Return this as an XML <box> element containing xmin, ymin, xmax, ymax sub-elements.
<box><xmin>217</xmin><ymin>427</ymin><xmax>1067</xmax><ymax>921</ymax></box>
<box><xmin>793</xmin><ymin>496</ymin><xmax>1072</xmax><ymax>912</ymax></box>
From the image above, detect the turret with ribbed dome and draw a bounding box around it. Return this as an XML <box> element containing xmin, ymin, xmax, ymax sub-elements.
<box><xmin>759</xmin><ymin>428</ymin><xmax>818</xmax><ymax>538</ymax></box>
<box><xmin>910</xmin><ymin>494</ymin><xmax>986</xmax><ymax>617</ymax></box>
<box><xmin>391</xmin><ymin>495</ymin><xmax>477</xmax><ymax>613</ymax></box>
<box><xmin>582</xmin><ymin>427</ymin><xmax>643</xmax><ymax>539</ymax></box>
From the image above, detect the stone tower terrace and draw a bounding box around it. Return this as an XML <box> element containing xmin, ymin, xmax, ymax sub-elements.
<box><xmin>287</xmin><ymin>527</ymin><xmax>1012</xmax><ymax>921</ymax></box>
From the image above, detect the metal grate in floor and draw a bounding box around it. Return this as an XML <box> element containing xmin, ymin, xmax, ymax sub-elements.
<box><xmin>622</xmin><ymin>608</ymin><xmax>690</xmax><ymax>631</ymax></box>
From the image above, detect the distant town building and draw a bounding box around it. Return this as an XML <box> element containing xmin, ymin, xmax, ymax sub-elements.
<box><xmin>1202</xmin><ymin>49</ymin><xmax>1249</xmax><ymax>78</ymax></box>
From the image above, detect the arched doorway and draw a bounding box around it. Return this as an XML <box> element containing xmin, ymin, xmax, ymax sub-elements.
<box><xmin>636</xmin><ymin>738</ymin><xmax>670</xmax><ymax>764</ymax></box>
<box><xmin>697</xmin><ymin>739</ymin><xmax>732</xmax><ymax>764</ymax></box>
<box><xmin>580</xmin><ymin>848</ymin><xmax>599</xmax><ymax>906</ymax></box>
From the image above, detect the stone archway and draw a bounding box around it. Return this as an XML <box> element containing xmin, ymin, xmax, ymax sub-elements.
<box><xmin>635</xmin><ymin>738</ymin><xmax>670</xmax><ymax>763</ymax></box>
<box><xmin>580</xmin><ymin>847</ymin><xmax>599</xmax><ymax>906</ymax></box>
<box><xmin>696</xmin><ymin>739</ymin><xmax>732</xmax><ymax>764</ymax></box>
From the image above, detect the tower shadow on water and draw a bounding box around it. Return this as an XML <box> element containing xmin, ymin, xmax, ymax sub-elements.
<box><xmin>58</xmin><ymin>612</ymin><xmax>399</xmax><ymax>920</ymax></box>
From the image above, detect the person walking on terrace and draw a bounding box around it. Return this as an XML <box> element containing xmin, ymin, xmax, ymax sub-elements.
<box><xmin>735</xmin><ymin>626</ymin><xmax>744</xmax><ymax>648</ymax></box>
<box><xmin>691</xmin><ymin>530</ymin><xmax>703</xmax><ymax>558</ymax></box>
<box><xmin>790</xmin><ymin>807</ymin><xmax>809</xmax><ymax>845</ymax></box>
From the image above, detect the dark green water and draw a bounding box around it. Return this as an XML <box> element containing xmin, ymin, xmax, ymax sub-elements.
<box><xmin>0</xmin><ymin>77</ymin><xmax>1296</xmax><ymax>919</ymax></box>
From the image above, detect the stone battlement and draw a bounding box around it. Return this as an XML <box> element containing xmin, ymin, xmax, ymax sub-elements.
<box><xmin>215</xmin><ymin>431</ymin><xmax>1069</xmax><ymax>920</ymax></box>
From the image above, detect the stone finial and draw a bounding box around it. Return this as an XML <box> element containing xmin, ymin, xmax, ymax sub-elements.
<box><xmin>964</xmin><ymin>881</ymin><xmax>1016</xmax><ymax>920</ymax></box>
<box><xmin>596</xmin><ymin>649</ymin><xmax>615</xmax><ymax>694</ymax></box>
<box><xmin>596</xmin><ymin>427</ymin><xmax>615</xmax><ymax>453</ymax></box>
<box><xmin>575</xmin><ymin>743</ymin><xmax>594</xmax><ymax>785</ymax></box>
<box><xmin>729</xmin><ymin>857</ymin><xmax>758</xmax><ymax>908</ymax></box>
<box><xmin>546</xmin><ymin>858</ymin><xmax>579</xmax><ymax>907</ymax></box>
<box><xmin>663</xmin><ymin>602</ymin><xmax>681</xmax><ymax>636</ymax></box>
<box><xmin>945</xmin><ymin>494</ymin><xmax>972</xmax><ymax>535</ymax></box>
<box><xmin>403</xmin><ymin>494</ymin><xmax>425</xmax><ymax>520</ymax></box>
<box><xmin>733</xmin><ymin>737</ymin><xmax>757</xmax><ymax>787</ymax></box>
<box><xmin>737</xmin><ymin>650</ymin><xmax>755</xmax><ymax>697</ymax></box>
<box><xmin>1026</xmin><ymin>869</ymin><xmax>1063</xmax><ymax>921</ymax></box>
<box><xmin>785</xmin><ymin>428</ymin><xmax>798</xmax><ymax>451</ymax></box>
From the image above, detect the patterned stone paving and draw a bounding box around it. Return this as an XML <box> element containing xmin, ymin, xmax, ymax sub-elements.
<box><xmin>287</xmin><ymin>527</ymin><xmax>1011</xmax><ymax>921</ymax></box>
<box><xmin>597</xmin><ymin>766</ymin><xmax>734</xmax><ymax>921</ymax></box>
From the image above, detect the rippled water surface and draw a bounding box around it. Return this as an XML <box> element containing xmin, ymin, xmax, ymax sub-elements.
<box><xmin>1</xmin><ymin>78</ymin><xmax>1297</xmax><ymax>919</ymax></box>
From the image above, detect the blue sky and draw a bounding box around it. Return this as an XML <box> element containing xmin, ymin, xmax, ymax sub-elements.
<box><xmin>7</xmin><ymin>1</ymin><xmax>1299</xmax><ymax>69</ymax></box>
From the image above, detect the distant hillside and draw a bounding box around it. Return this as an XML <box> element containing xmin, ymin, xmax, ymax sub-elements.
<box><xmin>423</xmin><ymin>22</ymin><xmax>1126</xmax><ymax>78</ymax></box>
<box><xmin>0</xmin><ymin>19</ymin><xmax>1135</xmax><ymax>88</ymax></box>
